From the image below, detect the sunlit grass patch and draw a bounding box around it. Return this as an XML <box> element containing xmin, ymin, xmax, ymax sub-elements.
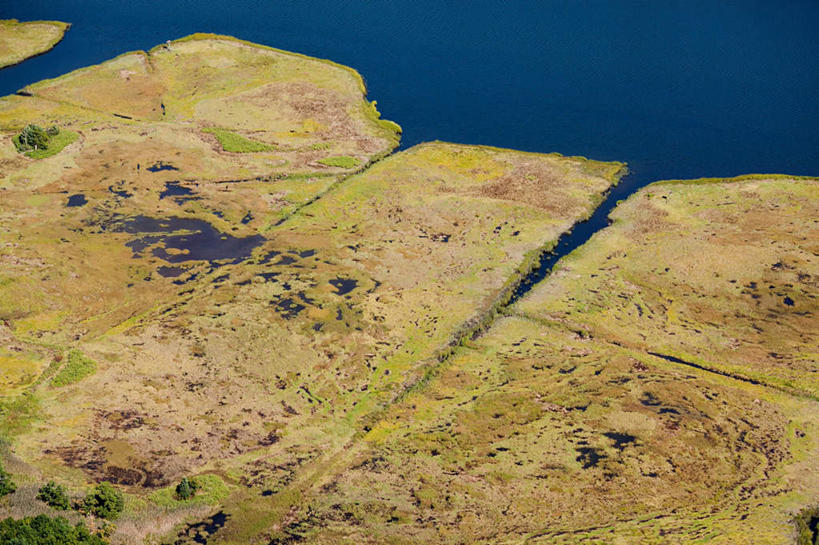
<box><xmin>0</xmin><ymin>392</ymin><xmax>40</xmax><ymax>442</ymax></box>
<box><xmin>13</xmin><ymin>130</ymin><xmax>78</xmax><ymax>159</ymax></box>
<box><xmin>148</xmin><ymin>474</ymin><xmax>230</xmax><ymax>507</ymax></box>
<box><xmin>0</xmin><ymin>350</ymin><xmax>45</xmax><ymax>394</ymax></box>
<box><xmin>51</xmin><ymin>350</ymin><xmax>96</xmax><ymax>387</ymax></box>
<box><xmin>203</xmin><ymin>128</ymin><xmax>275</xmax><ymax>153</ymax></box>
<box><xmin>318</xmin><ymin>155</ymin><xmax>359</xmax><ymax>169</ymax></box>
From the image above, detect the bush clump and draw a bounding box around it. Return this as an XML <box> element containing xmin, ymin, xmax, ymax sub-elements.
<box><xmin>13</xmin><ymin>124</ymin><xmax>77</xmax><ymax>159</ymax></box>
<box><xmin>37</xmin><ymin>481</ymin><xmax>71</xmax><ymax>510</ymax></box>
<box><xmin>0</xmin><ymin>514</ymin><xmax>106</xmax><ymax>545</ymax></box>
<box><xmin>83</xmin><ymin>482</ymin><xmax>123</xmax><ymax>520</ymax></box>
<box><xmin>14</xmin><ymin>124</ymin><xmax>51</xmax><ymax>152</ymax></box>
<box><xmin>0</xmin><ymin>463</ymin><xmax>16</xmax><ymax>497</ymax></box>
<box><xmin>175</xmin><ymin>477</ymin><xmax>200</xmax><ymax>500</ymax></box>
<box><xmin>795</xmin><ymin>506</ymin><xmax>819</xmax><ymax>545</ymax></box>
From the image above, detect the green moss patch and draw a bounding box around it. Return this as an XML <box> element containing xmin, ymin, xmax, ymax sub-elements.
<box><xmin>203</xmin><ymin>128</ymin><xmax>275</xmax><ymax>153</ymax></box>
<box><xmin>13</xmin><ymin>130</ymin><xmax>78</xmax><ymax>159</ymax></box>
<box><xmin>318</xmin><ymin>155</ymin><xmax>359</xmax><ymax>168</ymax></box>
<box><xmin>148</xmin><ymin>474</ymin><xmax>230</xmax><ymax>507</ymax></box>
<box><xmin>51</xmin><ymin>350</ymin><xmax>96</xmax><ymax>387</ymax></box>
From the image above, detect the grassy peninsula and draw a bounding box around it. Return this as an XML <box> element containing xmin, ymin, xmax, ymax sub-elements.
<box><xmin>0</xmin><ymin>19</ymin><xmax>69</xmax><ymax>69</ymax></box>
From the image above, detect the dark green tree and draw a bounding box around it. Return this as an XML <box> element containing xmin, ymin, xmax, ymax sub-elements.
<box><xmin>37</xmin><ymin>481</ymin><xmax>71</xmax><ymax>510</ymax></box>
<box><xmin>175</xmin><ymin>477</ymin><xmax>200</xmax><ymax>500</ymax></box>
<box><xmin>83</xmin><ymin>482</ymin><xmax>124</xmax><ymax>520</ymax></box>
<box><xmin>0</xmin><ymin>463</ymin><xmax>16</xmax><ymax>497</ymax></box>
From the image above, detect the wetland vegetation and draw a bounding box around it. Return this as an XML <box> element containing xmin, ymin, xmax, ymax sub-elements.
<box><xmin>0</xmin><ymin>28</ymin><xmax>816</xmax><ymax>545</ymax></box>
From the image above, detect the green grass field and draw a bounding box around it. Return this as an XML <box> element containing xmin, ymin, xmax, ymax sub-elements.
<box><xmin>203</xmin><ymin>128</ymin><xmax>275</xmax><ymax>153</ymax></box>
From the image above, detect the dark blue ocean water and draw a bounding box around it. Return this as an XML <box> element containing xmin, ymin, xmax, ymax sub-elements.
<box><xmin>2</xmin><ymin>1</ymin><xmax>819</xmax><ymax>287</ymax></box>
<box><xmin>3</xmin><ymin>1</ymin><xmax>818</xmax><ymax>179</ymax></box>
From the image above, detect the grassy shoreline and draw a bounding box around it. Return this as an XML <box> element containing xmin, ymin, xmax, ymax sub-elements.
<box><xmin>0</xmin><ymin>20</ymin><xmax>70</xmax><ymax>69</ymax></box>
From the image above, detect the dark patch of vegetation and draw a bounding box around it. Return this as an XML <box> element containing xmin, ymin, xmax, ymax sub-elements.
<box><xmin>175</xmin><ymin>477</ymin><xmax>200</xmax><ymax>500</ymax></box>
<box><xmin>175</xmin><ymin>511</ymin><xmax>229</xmax><ymax>544</ymax></box>
<box><xmin>0</xmin><ymin>515</ymin><xmax>107</xmax><ymax>545</ymax></box>
<box><xmin>83</xmin><ymin>482</ymin><xmax>123</xmax><ymax>520</ymax></box>
<box><xmin>603</xmin><ymin>432</ymin><xmax>636</xmax><ymax>451</ymax></box>
<box><xmin>14</xmin><ymin>124</ymin><xmax>51</xmax><ymax>152</ymax></box>
<box><xmin>13</xmin><ymin>124</ymin><xmax>77</xmax><ymax>159</ymax></box>
<box><xmin>37</xmin><ymin>481</ymin><xmax>71</xmax><ymax>510</ymax></box>
<box><xmin>0</xmin><ymin>463</ymin><xmax>16</xmax><ymax>497</ymax></box>
<box><xmin>795</xmin><ymin>507</ymin><xmax>819</xmax><ymax>545</ymax></box>
<box><xmin>575</xmin><ymin>447</ymin><xmax>606</xmax><ymax>469</ymax></box>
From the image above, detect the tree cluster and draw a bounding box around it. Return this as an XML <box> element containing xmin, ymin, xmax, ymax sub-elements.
<box><xmin>37</xmin><ymin>481</ymin><xmax>71</xmax><ymax>510</ymax></box>
<box><xmin>14</xmin><ymin>124</ymin><xmax>59</xmax><ymax>152</ymax></box>
<box><xmin>82</xmin><ymin>482</ymin><xmax>124</xmax><ymax>520</ymax></box>
<box><xmin>0</xmin><ymin>515</ymin><xmax>107</xmax><ymax>545</ymax></box>
<box><xmin>175</xmin><ymin>476</ymin><xmax>200</xmax><ymax>500</ymax></box>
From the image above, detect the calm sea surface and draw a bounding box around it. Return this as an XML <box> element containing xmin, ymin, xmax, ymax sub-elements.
<box><xmin>3</xmin><ymin>1</ymin><xmax>819</xmax><ymax>194</ymax></box>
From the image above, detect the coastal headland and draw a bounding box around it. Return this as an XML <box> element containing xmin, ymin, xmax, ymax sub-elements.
<box><xmin>0</xmin><ymin>19</ymin><xmax>70</xmax><ymax>69</ymax></box>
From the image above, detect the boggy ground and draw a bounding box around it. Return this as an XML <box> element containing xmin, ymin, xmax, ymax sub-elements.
<box><xmin>0</xmin><ymin>19</ymin><xmax>69</xmax><ymax>69</ymax></box>
<box><xmin>283</xmin><ymin>176</ymin><xmax>818</xmax><ymax>545</ymax></box>
<box><xmin>517</xmin><ymin>176</ymin><xmax>819</xmax><ymax>398</ymax></box>
<box><xmin>0</xmin><ymin>35</ymin><xmax>626</xmax><ymax>545</ymax></box>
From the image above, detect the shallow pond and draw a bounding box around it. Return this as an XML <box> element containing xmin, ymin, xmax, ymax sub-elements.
<box><xmin>114</xmin><ymin>215</ymin><xmax>264</xmax><ymax>264</ymax></box>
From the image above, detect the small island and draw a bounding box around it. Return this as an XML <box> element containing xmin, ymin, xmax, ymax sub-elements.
<box><xmin>0</xmin><ymin>19</ymin><xmax>70</xmax><ymax>69</ymax></box>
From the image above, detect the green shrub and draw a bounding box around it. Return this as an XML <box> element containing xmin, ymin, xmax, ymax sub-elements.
<box><xmin>0</xmin><ymin>463</ymin><xmax>16</xmax><ymax>497</ymax></box>
<box><xmin>15</xmin><ymin>124</ymin><xmax>49</xmax><ymax>152</ymax></box>
<box><xmin>83</xmin><ymin>482</ymin><xmax>123</xmax><ymax>520</ymax></box>
<box><xmin>795</xmin><ymin>507</ymin><xmax>819</xmax><ymax>545</ymax></box>
<box><xmin>52</xmin><ymin>350</ymin><xmax>96</xmax><ymax>387</ymax></box>
<box><xmin>24</xmin><ymin>130</ymin><xmax>78</xmax><ymax>159</ymax></box>
<box><xmin>37</xmin><ymin>481</ymin><xmax>70</xmax><ymax>510</ymax></box>
<box><xmin>203</xmin><ymin>128</ymin><xmax>274</xmax><ymax>153</ymax></box>
<box><xmin>13</xmin><ymin>124</ymin><xmax>77</xmax><ymax>159</ymax></box>
<box><xmin>0</xmin><ymin>515</ymin><xmax>106</xmax><ymax>545</ymax></box>
<box><xmin>175</xmin><ymin>477</ymin><xmax>200</xmax><ymax>500</ymax></box>
<box><xmin>318</xmin><ymin>155</ymin><xmax>359</xmax><ymax>169</ymax></box>
<box><xmin>148</xmin><ymin>474</ymin><xmax>229</xmax><ymax>507</ymax></box>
